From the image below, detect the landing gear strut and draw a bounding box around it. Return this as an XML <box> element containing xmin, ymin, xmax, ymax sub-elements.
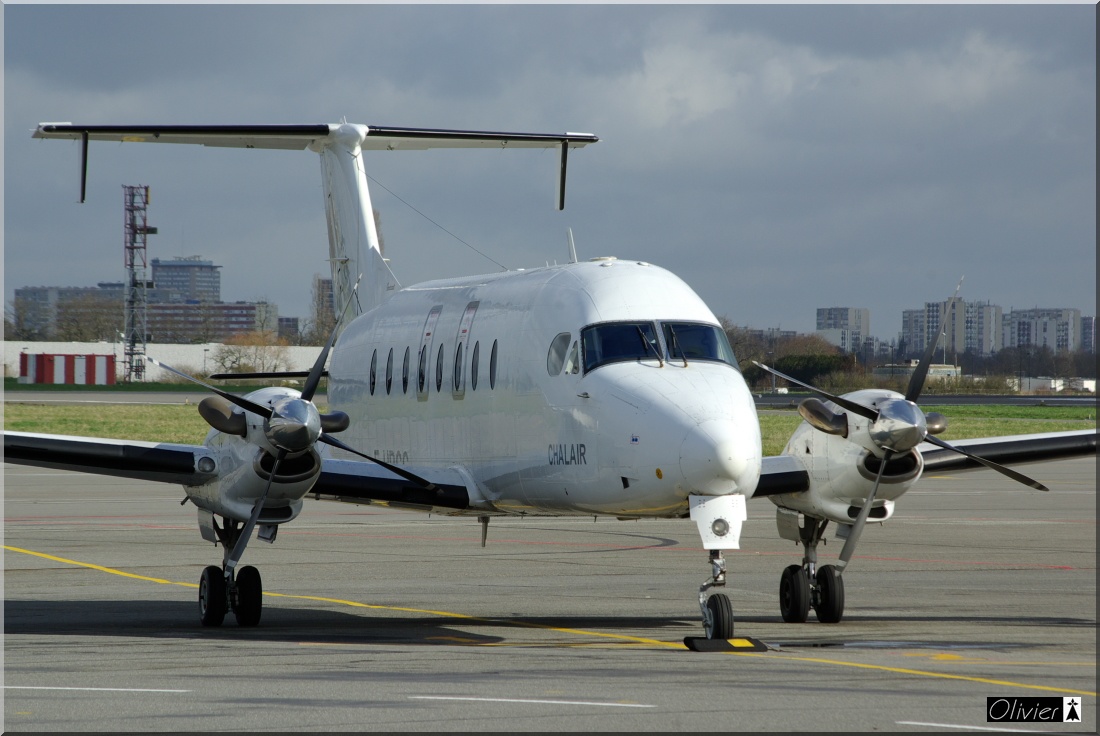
<box><xmin>199</xmin><ymin>516</ymin><xmax>265</xmax><ymax>627</ymax></box>
<box><xmin>700</xmin><ymin>549</ymin><xmax>734</xmax><ymax>639</ymax></box>
<box><xmin>780</xmin><ymin>517</ymin><xmax>844</xmax><ymax>624</ymax></box>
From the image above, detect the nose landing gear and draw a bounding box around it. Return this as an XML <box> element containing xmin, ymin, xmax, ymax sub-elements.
<box><xmin>700</xmin><ymin>549</ymin><xmax>734</xmax><ymax>639</ymax></box>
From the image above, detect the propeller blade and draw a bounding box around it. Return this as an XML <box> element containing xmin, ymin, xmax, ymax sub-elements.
<box><xmin>905</xmin><ymin>277</ymin><xmax>963</xmax><ymax>403</ymax></box>
<box><xmin>318</xmin><ymin>434</ymin><xmax>437</xmax><ymax>491</ymax></box>
<box><xmin>226</xmin><ymin>448</ymin><xmax>285</xmax><ymax>572</ymax></box>
<box><xmin>752</xmin><ymin>361</ymin><xmax>879</xmax><ymax>421</ymax></box>
<box><xmin>836</xmin><ymin>449</ymin><xmax>891</xmax><ymax>573</ymax></box>
<box><xmin>302</xmin><ymin>274</ymin><xmax>362</xmax><ymax>402</ymax></box>
<box><xmin>148</xmin><ymin>357</ymin><xmax>272</xmax><ymax>419</ymax></box>
<box><xmin>922</xmin><ymin>435</ymin><xmax>1049</xmax><ymax>491</ymax></box>
<box><xmin>798</xmin><ymin>397</ymin><xmax>848</xmax><ymax>437</ymax></box>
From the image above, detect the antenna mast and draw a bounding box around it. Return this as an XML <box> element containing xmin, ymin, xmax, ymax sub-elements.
<box><xmin>122</xmin><ymin>185</ymin><xmax>156</xmax><ymax>382</ymax></box>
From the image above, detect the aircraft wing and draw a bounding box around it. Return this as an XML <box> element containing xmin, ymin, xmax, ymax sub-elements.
<box><xmin>3</xmin><ymin>431</ymin><xmax>217</xmax><ymax>486</ymax></box>
<box><xmin>3</xmin><ymin>430</ymin><xmax>472</xmax><ymax>511</ymax></box>
<box><xmin>755</xmin><ymin>455</ymin><xmax>811</xmax><ymax>497</ymax></box>
<box><xmin>917</xmin><ymin>429</ymin><xmax>1096</xmax><ymax>472</ymax></box>
<box><xmin>754</xmin><ymin>428</ymin><xmax>1095</xmax><ymax>498</ymax></box>
<box><xmin>310</xmin><ymin>457</ymin><xmax>471</xmax><ymax>511</ymax></box>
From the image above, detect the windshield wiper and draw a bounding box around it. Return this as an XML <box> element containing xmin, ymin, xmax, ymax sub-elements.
<box><xmin>636</xmin><ymin>326</ymin><xmax>664</xmax><ymax>367</ymax></box>
<box><xmin>667</xmin><ymin>325</ymin><xmax>688</xmax><ymax>367</ymax></box>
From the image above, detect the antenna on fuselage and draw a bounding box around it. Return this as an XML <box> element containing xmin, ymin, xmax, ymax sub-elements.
<box><xmin>567</xmin><ymin>228</ymin><xmax>578</xmax><ymax>264</ymax></box>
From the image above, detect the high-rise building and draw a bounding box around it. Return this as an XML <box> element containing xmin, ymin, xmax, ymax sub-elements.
<box><xmin>147</xmin><ymin>300</ymin><xmax>278</xmax><ymax>343</ymax></box>
<box><xmin>1003</xmin><ymin>308</ymin><xmax>1082</xmax><ymax>353</ymax></box>
<box><xmin>815</xmin><ymin>307</ymin><xmax>869</xmax><ymax>354</ymax></box>
<box><xmin>151</xmin><ymin>256</ymin><xmax>221</xmax><ymax>302</ymax></box>
<box><xmin>901</xmin><ymin>299</ymin><xmax>1001</xmax><ymax>359</ymax></box>
<box><xmin>922</xmin><ymin>297</ymin><xmax>966</xmax><ymax>362</ymax></box>
<box><xmin>964</xmin><ymin>301</ymin><xmax>1002</xmax><ymax>356</ymax></box>
<box><xmin>1081</xmin><ymin>316</ymin><xmax>1094</xmax><ymax>353</ymax></box>
<box><xmin>12</xmin><ymin>284</ymin><xmax>121</xmax><ymax>339</ymax></box>
<box><xmin>900</xmin><ymin>308</ymin><xmax>926</xmax><ymax>358</ymax></box>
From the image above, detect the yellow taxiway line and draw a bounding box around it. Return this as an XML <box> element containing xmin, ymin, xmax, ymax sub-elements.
<box><xmin>5</xmin><ymin>544</ymin><xmax>1095</xmax><ymax>698</ymax></box>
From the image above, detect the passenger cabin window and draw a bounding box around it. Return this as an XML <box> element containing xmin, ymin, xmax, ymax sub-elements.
<box><xmin>369</xmin><ymin>350</ymin><xmax>377</xmax><ymax>395</ymax></box>
<box><xmin>453</xmin><ymin>343</ymin><xmax>463</xmax><ymax>392</ymax></box>
<box><xmin>581</xmin><ymin>322</ymin><xmax>661</xmax><ymax>373</ymax></box>
<box><xmin>417</xmin><ymin>306</ymin><xmax>443</xmax><ymax>401</ymax></box>
<box><xmin>489</xmin><ymin>340</ymin><xmax>498</xmax><ymax>389</ymax></box>
<box><xmin>402</xmin><ymin>346</ymin><xmax>410</xmax><ymax>394</ymax></box>
<box><xmin>662</xmin><ymin>322</ymin><xmax>739</xmax><ymax>369</ymax></box>
<box><xmin>471</xmin><ymin>341</ymin><xmax>480</xmax><ymax>391</ymax></box>
<box><xmin>385</xmin><ymin>348</ymin><xmax>393</xmax><ymax>394</ymax></box>
<box><xmin>418</xmin><ymin>347</ymin><xmax>427</xmax><ymax>394</ymax></box>
<box><xmin>546</xmin><ymin>332</ymin><xmax>571</xmax><ymax>376</ymax></box>
<box><xmin>435</xmin><ymin>344</ymin><xmax>445</xmax><ymax>392</ymax></box>
<box><xmin>452</xmin><ymin>301</ymin><xmax>479</xmax><ymax>400</ymax></box>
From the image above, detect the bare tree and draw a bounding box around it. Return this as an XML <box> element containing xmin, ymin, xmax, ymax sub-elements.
<box><xmin>212</xmin><ymin>331</ymin><xmax>291</xmax><ymax>375</ymax></box>
<box><xmin>5</xmin><ymin>297</ymin><xmax>46</xmax><ymax>340</ymax></box>
<box><xmin>54</xmin><ymin>292</ymin><xmax>123</xmax><ymax>342</ymax></box>
<box><xmin>301</xmin><ymin>276</ymin><xmax>336</xmax><ymax>346</ymax></box>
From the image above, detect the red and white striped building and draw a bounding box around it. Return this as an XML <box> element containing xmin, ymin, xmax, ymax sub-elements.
<box><xmin>19</xmin><ymin>353</ymin><xmax>116</xmax><ymax>385</ymax></box>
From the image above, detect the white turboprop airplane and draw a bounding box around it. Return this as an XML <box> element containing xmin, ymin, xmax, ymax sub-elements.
<box><xmin>6</xmin><ymin>122</ymin><xmax>1095</xmax><ymax>638</ymax></box>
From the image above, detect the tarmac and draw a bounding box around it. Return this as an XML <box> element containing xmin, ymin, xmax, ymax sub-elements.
<box><xmin>3</xmin><ymin>454</ymin><xmax>1096</xmax><ymax>732</ymax></box>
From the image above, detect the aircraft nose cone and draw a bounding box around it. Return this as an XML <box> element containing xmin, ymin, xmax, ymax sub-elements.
<box><xmin>679</xmin><ymin>421</ymin><xmax>760</xmax><ymax>495</ymax></box>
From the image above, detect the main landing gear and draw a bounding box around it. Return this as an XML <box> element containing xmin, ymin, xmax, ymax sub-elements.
<box><xmin>779</xmin><ymin>517</ymin><xmax>844</xmax><ymax>624</ymax></box>
<box><xmin>199</xmin><ymin>516</ymin><xmax>267</xmax><ymax>627</ymax></box>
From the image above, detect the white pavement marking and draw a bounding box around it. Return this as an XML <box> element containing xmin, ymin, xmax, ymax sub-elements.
<box><xmin>897</xmin><ymin>722</ymin><xmax>1050</xmax><ymax>733</ymax></box>
<box><xmin>5</xmin><ymin>686</ymin><xmax>190</xmax><ymax>693</ymax></box>
<box><xmin>409</xmin><ymin>695</ymin><xmax>656</xmax><ymax>708</ymax></box>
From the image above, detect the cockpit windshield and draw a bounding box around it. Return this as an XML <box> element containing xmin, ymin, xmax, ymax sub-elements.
<box><xmin>581</xmin><ymin>322</ymin><xmax>661</xmax><ymax>373</ymax></box>
<box><xmin>662</xmin><ymin>322</ymin><xmax>739</xmax><ymax>369</ymax></box>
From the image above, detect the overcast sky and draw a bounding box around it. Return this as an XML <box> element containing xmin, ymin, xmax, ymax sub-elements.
<box><xmin>5</xmin><ymin>4</ymin><xmax>1095</xmax><ymax>341</ymax></box>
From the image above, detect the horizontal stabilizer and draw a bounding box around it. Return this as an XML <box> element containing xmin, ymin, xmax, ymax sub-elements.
<box><xmin>207</xmin><ymin>371</ymin><xmax>323</xmax><ymax>381</ymax></box>
<box><xmin>35</xmin><ymin>121</ymin><xmax>599</xmax><ymax>208</ymax></box>
<box><xmin>33</xmin><ymin>123</ymin><xmax>598</xmax><ymax>151</ymax></box>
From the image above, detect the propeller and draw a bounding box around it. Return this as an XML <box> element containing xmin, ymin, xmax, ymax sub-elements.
<box><xmin>836</xmin><ymin>449</ymin><xmax>890</xmax><ymax>573</ymax></box>
<box><xmin>753</xmin><ymin>279</ymin><xmax>1049</xmax><ymax>571</ymax></box>
<box><xmin>225</xmin><ymin>448</ymin><xmax>285</xmax><ymax>574</ymax></box>
<box><xmin>150</xmin><ymin>271</ymin><xmax>436</xmax><ymax>517</ymax></box>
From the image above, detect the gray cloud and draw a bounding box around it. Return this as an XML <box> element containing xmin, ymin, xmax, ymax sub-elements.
<box><xmin>5</xmin><ymin>4</ymin><xmax>1094</xmax><ymax>340</ymax></box>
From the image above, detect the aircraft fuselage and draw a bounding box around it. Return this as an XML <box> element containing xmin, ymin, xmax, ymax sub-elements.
<box><xmin>328</xmin><ymin>258</ymin><xmax>763</xmax><ymax>517</ymax></box>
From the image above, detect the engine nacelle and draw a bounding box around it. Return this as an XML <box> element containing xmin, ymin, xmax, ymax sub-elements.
<box><xmin>184</xmin><ymin>386</ymin><xmax>326</xmax><ymax>525</ymax></box>
<box><xmin>185</xmin><ymin>434</ymin><xmax>321</xmax><ymax>524</ymax></box>
<box><xmin>768</xmin><ymin>389</ymin><xmax>925</xmax><ymax>526</ymax></box>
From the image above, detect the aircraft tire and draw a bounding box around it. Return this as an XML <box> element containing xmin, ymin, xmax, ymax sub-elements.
<box><xmin>813</xmin><ymin>565</ymin><xmax>844</xmax><ymax>624</ymax></box>
<box><xmin>779</xmin><ymin>564</ymin><xmax>810</xmax><ymax>623</ymax></box>
<box><xmin>199</xmin><ymin>566</ymin><xmax>227</xmax><ymax>627</ymax></box>
<box><xmin>233</xmin><ymin>565</ymin><xmax>263</xmax><ymax>627</ymax></box>
<box><xmin>704</xmin><ymin>593</ymin><xmax>734</xmax><ymax>640</ymax></box>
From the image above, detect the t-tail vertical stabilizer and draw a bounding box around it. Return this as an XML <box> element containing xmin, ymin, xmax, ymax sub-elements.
<box><xmin>312</xmin><ymin>124</ymin><xmax>397</xmax><ymax>317</ymax></box>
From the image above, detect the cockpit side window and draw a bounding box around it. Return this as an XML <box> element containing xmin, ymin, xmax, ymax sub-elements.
<box><xmin>581</xmin><ymin>322</ymin><xmax>661</xmax><ymax>373</ymax></box>
<box><xmin>662</xmin><ymin>322</ymin><xmax>739</xmax><ymax>369</ymax></box>
<box><xmin>563</xmin><ymin>340</ymin><xmax>579</xmax><ymax>375</ymax></box>
<box><xmin>546</xmin><ymin>332</ymin><xmax>572</xmax><ymax>376</ymax></box>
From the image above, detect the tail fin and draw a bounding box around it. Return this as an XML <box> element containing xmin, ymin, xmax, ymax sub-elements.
<box><xmin>315</xmin><ymin>125</ymin><xmax>398</xmax><ymax>316</ymax></box>
<box><xmin>34</xmin><ymin>122</ymin><xmax>599</xmax><ymax>322</ymax></box>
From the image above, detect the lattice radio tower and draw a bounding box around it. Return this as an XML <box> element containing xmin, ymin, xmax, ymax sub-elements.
<box><xmin>122</xmin><ymin>185</ymin><xmax>156</xmax><ymax>382</ymax></box>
